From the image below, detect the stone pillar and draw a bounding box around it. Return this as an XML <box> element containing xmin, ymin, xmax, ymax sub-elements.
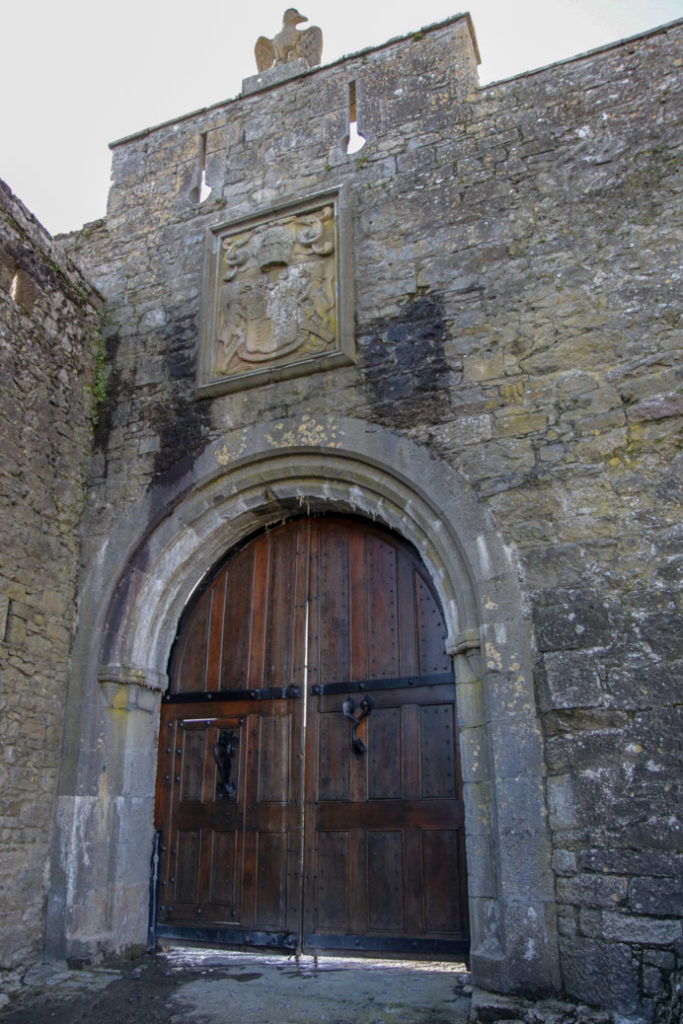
<box><xmin>452</xmin><ymin>622</ymin><xmax>560</xmax><ymax>997</ymax></box>
<box><xmin>45</xmin><ymin>670</ymin><xmax>163</xmax><ymax>961</ymax></box>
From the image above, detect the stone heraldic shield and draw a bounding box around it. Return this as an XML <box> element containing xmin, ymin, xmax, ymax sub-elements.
<box><xmin>197</xmin><ymin>187</ymin><xmax>354</xmax><ymax>396</ymax></box>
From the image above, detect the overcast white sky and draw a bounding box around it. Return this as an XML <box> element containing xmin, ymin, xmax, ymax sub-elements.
<box><xmin>1</xmin><ymin>0</ymin><xmax>681</xmax><ymax>235</ymax></box>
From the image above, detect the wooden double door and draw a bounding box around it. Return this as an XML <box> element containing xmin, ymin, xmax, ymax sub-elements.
<box><xmin>154</xmin><ymin>517</ymin><xmax>468</xmax><ymax>956</ymax></box>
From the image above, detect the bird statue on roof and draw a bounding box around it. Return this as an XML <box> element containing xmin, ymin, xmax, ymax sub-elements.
<box><xmin>254</xmin><ymin>9</ymin><xmax>323</xmax><ymax>72</ymax></box>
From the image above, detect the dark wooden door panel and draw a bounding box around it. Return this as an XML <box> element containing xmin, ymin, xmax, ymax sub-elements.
<box><xmin>303</xmin><ymin>520</ymin><xmax>467</xmax><ymax>953</ymax></box>
<box><xmin>313</xmin><ymin>685</ymin><xmax>464</xmax><ymax>809</ymax></box>
<box><xmin>367</xmin><ymin>830</ymin><xmax>404</xmax><ymax>931</ymax></box>
<box><xmin>422</xmin><ymin>829</ymin><xmax>468</xmax><ymax>932</ymax></box>
<box><xmin>209</xmin><ymin>830</ymin><xmax>240</xmax><ymax>910</ymax></box>
<box><xmin>314</xmin><ymin>800</ymin><xmax>464</xmax><ymax>830</ymax></box>
<box><xmin>155</xmin><ymin>517</ymin><xmax>468</xmax><ymax>956</ymax></box>
<box><xmin>368</xmin><ymin>706</ymin><xmax>402</xmax><ymax>799</ymax></box>
<box><xmin>172</xmin><ymin>519</ymin><xmax>310</xmax><ymax>695</ymax></box>
<box><xmin>156</xmin><ymin>697</ymin><xmax>301</xmax><ymax>942</ymax></box>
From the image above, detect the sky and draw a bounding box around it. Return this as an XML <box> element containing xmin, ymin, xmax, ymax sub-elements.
<box><xmin>1</xmin><ymin>0</ymin><xmax>681</xmax><ymax>235</ymax></box>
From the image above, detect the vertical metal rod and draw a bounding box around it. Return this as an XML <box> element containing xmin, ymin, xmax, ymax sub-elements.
<box><xmin>147</xmin><ymin>828</ymin><xmax>162</xmax><ymax>952</ymax></box>
<box><xmin>296</xmin><ymin>594</ymin><xmax>310</xmax><ymax>956</ymax></box>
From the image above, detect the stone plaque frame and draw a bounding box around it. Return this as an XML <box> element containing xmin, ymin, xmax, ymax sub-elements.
<box><xmin>197</xmin><ymin>186</ymin><xmax>354</xmax><ymax>397</ymax></box>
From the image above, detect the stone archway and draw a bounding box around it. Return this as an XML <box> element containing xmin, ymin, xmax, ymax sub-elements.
<box><xmin>46</xmin><ymin>417</ymin><xmax>560</xmax><ymax>997</ymax></box>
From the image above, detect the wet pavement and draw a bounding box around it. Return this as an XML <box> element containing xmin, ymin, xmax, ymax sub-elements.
<box><xmin>0</xmin><ymin>947</ymin><xmax>472</xmax><ymax>1024</ymax></box>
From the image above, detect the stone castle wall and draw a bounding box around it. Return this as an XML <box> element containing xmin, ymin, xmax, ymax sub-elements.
<box><xmin>0</xmin><ymin>182</ymin><xmax>102</xmax><ymax>967</ymax></box>
<box><xmin>23</xmin><ymin>12</ymin><xmax>683</xmax><ymax>1021</ymax></box>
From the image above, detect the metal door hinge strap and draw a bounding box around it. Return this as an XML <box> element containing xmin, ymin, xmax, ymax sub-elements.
<box><xmin>164</xmin><ymin>685</ymin><xmax>300</xmax><ymax>703</ymax></box>
<box><xmin>311</xmin><ymin>672</ymin><xmax>452</xmax><ymax>696</ymax></box>
<box><xmin>156</xmin><ymin>925</ymin><xmax>297</xmax><ymax>950</ymax></box>
<box><xmin>304</xmin><ymin>933</ymin><xmax>470</xmax><ymax>955</ymax></box>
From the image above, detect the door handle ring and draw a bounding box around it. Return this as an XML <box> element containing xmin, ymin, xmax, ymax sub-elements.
<box><xmin>213</xmin><ymin>729</ymin><xmax>239</xmax><ymax>798</ymax></box>
<box><xmin>342</xmin><ymin>695</ymin><xmax>376</xmax><ymax>756</ymax></box>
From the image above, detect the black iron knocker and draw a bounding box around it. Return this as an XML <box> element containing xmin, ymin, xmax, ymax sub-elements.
<box><xmin>342</xmin><ymin>695</ymin><xmax>376</xmax><ymax>756</ymax></box>
<box><xmin>213</xmin><ymin>729</ymin><xmax>239</xmax><ymax>798</ymax></box>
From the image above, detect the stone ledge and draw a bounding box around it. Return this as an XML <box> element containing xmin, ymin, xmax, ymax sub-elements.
<box><xmin>471</xmin><ymin>987</ymin><xmax>634</xmax><ymax>1023</ymax></box>
<box><xmin>97</xmin><ymin>664</ymin><xmax>168</xmax><ymax>693</ymax></box>
<box><xmin>242</xmin><ymin>59</ymin><xmax>309</xmax><ymax>95</ymax></box>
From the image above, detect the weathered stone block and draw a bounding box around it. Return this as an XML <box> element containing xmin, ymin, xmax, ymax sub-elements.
<box><xmin>459</xmin><ymin>725</ymin><xmax>490</xmax><ymax>783</ymax></box>
<box><xmin>628</xmin><ymin>391</ymin><xmax>683</xmax><ymax>423</ymax></box>
<box><xmin>605</xmin><ymin>657</ymin><xmax>678</xmax><ymax>710</ymax></box>
<box><xmin>629</xmin><ymin>877</ymin><xmax>683</xmax><ymax>918</ymax></box>
<box><xmin>580</xmin><ymin>848</ymin><xmax>683</xmax><ymax>879</ymax></box>
<box><xmin>539</xmin><ymin>650</ymin><xmax>603</xmax><ymax>709</ymax></box>
<box><xmin>544</xmin><ymin>723</ymin><xmax>627</xmax><ymax>774</ymax></box>
<box><xmin>636</xmin><ymin>593</ymin><xmax>683</xmax><ymax>663</ymax></box>
<box><xmin>487</xmin><ymin>716</ymin><xmax>546</xmax><ymax>782</ymax></box>
<box><xmin>643</xmin><ymin>950</ymin><xmax>677</xmax><ymax>970</ymax></box>
<box><xmin>497</xmin><ymin>827</ymin><xmax>556</xmax><ymax>902</ymax></box>
<box><xmin>455</xmin><ymin>678</ymin><xmax>486</xmax><ymax>729</ymax></box>
<box><xmin>463</xmin><ymin>349</ymin><xmax>505</xmax><ymax>383</ymax></box>
<box><xmin>494</xmin><ymin>410</ymin><xmax>548</xmax><ymax>438</ymax></box>
<box><xmin>560</xmin><ymin>937</ymin><xmax>641</xmax><ymax>1014</ymax></box>
<box><xmin>556</xmin><ymin>873</ymin><xmax>628</xmax><ymax>910</ymax></box>
<box><xmin>557</xmin><ymin>906</ymin><xmax>579</xmax><ymax>941</ymax></box>
<box><xmin>532</xmin><ymin>589</ymin><xmax>611</xmax><ymax>653</ymax></box>
<box><xmin>551</xmin><ymin>849</ymin><xmax>577</xmax><ymax>876</ymax></box>
<box><xmin>642</xmin><ymin>965</ymin><xmax>665</xmax><ymax>997</ymax></box>
<box><xmin>546</xmin><ymin>774</ymin><xmax>578</xmax><ymax>831</ymax></box>
<box><xmin>601</xmin><ymin>913</ymin><xmax>682</xmax><ymax>946</ymax></box>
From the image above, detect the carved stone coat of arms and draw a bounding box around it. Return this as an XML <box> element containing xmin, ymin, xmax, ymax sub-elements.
<box><xmin>198</xmin><ymin>189</ymin><xmax>353</xmax><ymax>395</ymax></box>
